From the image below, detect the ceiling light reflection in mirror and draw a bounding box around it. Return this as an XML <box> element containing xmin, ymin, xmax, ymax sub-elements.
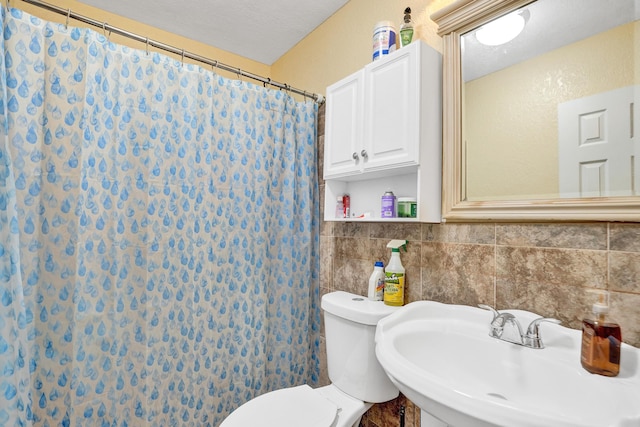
<box><xmin>475</xmin><ymin>10</ymin><xmax>528</xmax><ymax>46</ymax></box>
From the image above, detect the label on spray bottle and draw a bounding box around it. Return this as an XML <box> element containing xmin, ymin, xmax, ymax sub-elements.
<box><xmin>384</xmin><ymin>271</ymin><xmax>404</xmax><ymax>306</ymax></box>
<box><xmin>375</xmin><ymin>275</ymin><xmax>385</xmax><ymax>300</ymax></box>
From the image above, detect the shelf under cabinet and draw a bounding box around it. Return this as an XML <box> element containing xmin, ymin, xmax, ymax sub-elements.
<box><xmin>323</xmin><ymin>170</ymin><xmax>441</xmax><ymax>223</ymax></box>
<box><xmin>327</xmin><ymin>217</ymin><xmax>422</xmax><ymax>223</ymax></box>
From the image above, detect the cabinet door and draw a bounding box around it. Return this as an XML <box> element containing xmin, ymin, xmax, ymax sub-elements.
<box><xmin>324</xmin><ymin>70</ymin><xmax>364</xmax><ymax>179</ymax></box>
<box><xmin>363</xmin><ymin>45</ymin><xmax>419</xmax><ymax>171</ymax></box>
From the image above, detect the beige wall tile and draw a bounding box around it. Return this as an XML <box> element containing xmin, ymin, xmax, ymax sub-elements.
<box><xmin>335</xmin><ymin>236</ymin><xmax>371</xmax><ymax>260</ymax></box>
<box><xmin>370</xmin><ymin>238</ymin><xmax>394</xmax><ymax>265</ymax></box>
<box><xmin>611</xmin><ymin>291</ymin><xmax>640</xmax><ymax>347</ymax></box>
<box><xmin>320</xmin><ymin>235</ymin><xmax>334</xmax><ymax>289</ymax></box>
<box><xmin>369</xmin><ymin>222</ymin><xmax>422</xmax><ymax>241</ymax></box>
<box><xmin>610</xmin><ymin>223</ymin><xmax>640</xmax><ymax>252</ymax></box>
<box><xmin>333</xmin><ymin>258</ymin><xmax>371</xmax><ymax>296</ymax></box>
<box><xmin>317</xmin><ymin>136</ymin><xmax>325</xmax><ymax>182</ymax></box>
<box><xmin>496</xmin><ymin>278</ymin><xmax>591</xmax><ymax>328</ymax></box>
<box><xmin>496</xmin><ymin>223</ymin><xmax>607</xmax><ymax>250</ymax></box>
<box><xmin>496</xmin><ymin>246</ymin><xmax>607</xmax><ymax>289</ymax></box>
<box><xmin>423</xmin><ymin>223</ymin><xmax>496</xmax><ymax>244</ymax></box>
<box><xmin>334</xmin><ymin>221</ymin><xmax>370</xmax><ymax>238</ymax></box>
<box><xmin>421</xmin><ymin>242</ymin><xmax>495</xmax><ymax>306</ymax></box>
<box><xmin>610</xmin><ymin>251</ymin><xmax>640</xmax><ymax>293</ymax></box>
<box><xmin>318</xmin><ymin>336</ymin><xmax>329</xmax><ymax>387</ymax></box>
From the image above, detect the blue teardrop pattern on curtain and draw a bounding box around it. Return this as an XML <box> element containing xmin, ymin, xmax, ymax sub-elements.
<box><xmin>0</xmin><ymin>5</ymin><xmax>320</xmax><ymax>427</ymax></box>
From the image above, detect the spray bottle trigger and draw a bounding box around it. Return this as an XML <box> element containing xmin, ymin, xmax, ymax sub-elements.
<box><xmin>386</xmin><ymin>239</ymin><xmax>408</xmax><ymax>251</ymax></box>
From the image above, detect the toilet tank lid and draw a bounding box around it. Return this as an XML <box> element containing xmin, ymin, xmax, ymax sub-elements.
<box><xmin>321</xmin><ymin>291</ymin><xmax>400</xmax><ymax>325</ymax></box>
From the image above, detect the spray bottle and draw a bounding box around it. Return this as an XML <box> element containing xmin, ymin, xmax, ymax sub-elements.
<box><xmin>384</xmin><ymin>240</ymin><xmax>407</xmax><ymax>306</ymax></box>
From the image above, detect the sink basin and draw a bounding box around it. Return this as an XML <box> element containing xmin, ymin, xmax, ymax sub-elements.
<box><xmin>375</xmin><ymin>301</ymin><xmax>640</xmax><ymax>427</ymax></box>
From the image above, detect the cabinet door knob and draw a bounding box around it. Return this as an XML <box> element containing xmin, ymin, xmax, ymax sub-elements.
<box><xmin>360</xmin><ymin>150</ymin><xmax>368</xmax><ymax>158</ymax></box>
<box><xmin>352</xmin><ymin>152</ymin><xmax>359</xmax><ymax>160</ymax></box>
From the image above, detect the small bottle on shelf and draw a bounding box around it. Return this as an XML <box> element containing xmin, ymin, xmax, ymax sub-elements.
<box><xmin>335</xmin><ymin>196</ymin><xmax>344</xmax><ymax>218</ymax></box>
<box><xmin>343</xmin><ymin>194</ymin><xmax>350</xmax><ymax>218</ymax></box>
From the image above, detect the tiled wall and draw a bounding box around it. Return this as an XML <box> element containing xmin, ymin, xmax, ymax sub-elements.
<box><xmin>315</xmin><ymin>105</ymin><xmax>640</xmax><ymax>427</ymax></box>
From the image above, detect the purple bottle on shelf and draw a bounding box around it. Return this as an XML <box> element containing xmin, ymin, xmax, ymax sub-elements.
<box><xmin>381</xmin><ymin>191</ymin><xmax>396</xmax><ymax>218</ymax></box>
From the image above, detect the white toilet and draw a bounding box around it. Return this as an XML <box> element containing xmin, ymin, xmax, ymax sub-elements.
<box><xmin>220</xmin><ymin>291</ymin><xmax>400</xmax><ymax>427</ymax></box>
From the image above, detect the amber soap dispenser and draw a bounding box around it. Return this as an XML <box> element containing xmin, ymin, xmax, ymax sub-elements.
<box><xmin>580</xmin><ymin>290</ymin><xmax>622</xmax><ymax>376</ymax></box>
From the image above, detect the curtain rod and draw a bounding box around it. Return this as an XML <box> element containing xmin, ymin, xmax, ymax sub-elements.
<box><xmin>16</xmin><ymin>0</ymin><xmax>325</xmax><ymax>104</ymax></box>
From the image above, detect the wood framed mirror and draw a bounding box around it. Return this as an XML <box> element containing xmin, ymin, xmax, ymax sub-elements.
<box><xmin>432</xmin><ymin>0</ymin><xmax>640</xmax><ymax>221</ymax></box>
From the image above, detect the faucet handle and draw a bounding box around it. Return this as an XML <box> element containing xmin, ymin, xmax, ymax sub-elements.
<box><xmin>478</xmin><ymin>304</ymin><xmax>500</xmax><ymax>319</ymax></box>
<box><xmin>479</xmin><ymin>306</ymin><xmax>522</xmax><ymax>343</ymax></box>
<box><xmin>526</xmin><ymin>317</ymin><xmax>561</xmax><ymax>335</ymax></box>
<box><xmin>524</xmin><ymin>317</ymin><xmax>561</xmax><ymax>349</ymax></box>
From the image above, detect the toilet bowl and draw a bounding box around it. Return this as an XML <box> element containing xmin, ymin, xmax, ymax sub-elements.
<box><xmin>220</xmin><ymin>291</ymin><xmax>400</xmax><ymax>427</ymax></box>
<box><xmin>220</xmin><ymin>384</ymin><xmax>370</xmax><ymax>427</ymax></box>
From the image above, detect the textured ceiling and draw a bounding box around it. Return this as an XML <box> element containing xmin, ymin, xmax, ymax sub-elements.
<box><xmin>462</xmin><ymin>0</ymin><xmax>638</xmax><ymax>81</ymax></box>
<box><xmin>78</xmin><ymin>0</ymin><xmax>349</xmax><ymax>65</ymax></box>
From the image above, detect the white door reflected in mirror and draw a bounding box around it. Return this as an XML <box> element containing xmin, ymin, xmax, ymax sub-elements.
<box><xmin>558</xmin><ymin>85</ymin><xmax>638</xmax><ymax>198</ymax></box>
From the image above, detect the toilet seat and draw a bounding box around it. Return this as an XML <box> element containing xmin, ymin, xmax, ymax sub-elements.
<box><xmin>220</xmin><ymin>384</ymin><xmax>339</xmax><ymax>427</ymax></box>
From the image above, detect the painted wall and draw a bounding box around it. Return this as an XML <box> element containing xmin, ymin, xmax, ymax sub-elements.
<box><xmin>12</xmin><ymin>0</ymin><xmax>271</xmax><ymax>81</ymax></box>
<box><xmin>271</xmin><ymin>0</ymin><xmax>452</xmax><ymax>96</ymax></box>
<box><xmin>18</xmin><ymin>0</ymin><xmax>449</xmax><ymax>99</ymax></box>
<box><xmin>465</xmin><ymin>22</ymin><xmax>637</xmax><ymax>200</ymax></box>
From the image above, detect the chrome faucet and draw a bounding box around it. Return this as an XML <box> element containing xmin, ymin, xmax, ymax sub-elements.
<box><xmin>479</xmin><ymin>304</ymin><xmax>560</xmax><ymax>349</ymax></box>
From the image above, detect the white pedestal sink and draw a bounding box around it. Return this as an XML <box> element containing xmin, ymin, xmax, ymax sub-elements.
<box><xmin>375</xmin><ymin>301</ymin><xmax>640</xmax><ymax>427</ymax></box>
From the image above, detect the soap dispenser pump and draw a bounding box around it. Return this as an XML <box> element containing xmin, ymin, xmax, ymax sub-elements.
<box><xmin>580</xmin><ymin>290</ymin><xmax>622</xmax><ymax>377</ymax></box>
<box><xmin>399</xmin><ymin>7</ymin><xmax>414</xmax><ymax>47</ymax></box>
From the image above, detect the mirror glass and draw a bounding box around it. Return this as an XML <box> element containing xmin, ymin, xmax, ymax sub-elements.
<box><xmin>461</xmin><ymin>0</ymin><xmax>639</xmax><ymax>202</ymax></box>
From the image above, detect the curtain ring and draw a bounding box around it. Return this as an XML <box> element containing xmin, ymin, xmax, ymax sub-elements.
<box><xmin>236</xmin><ymin>67</ymin><xmax>242</xmax><ymax>82</ymax></box>
<box><xmin>102</xmin><ymin>22</ymin><xmax>110</xmax><ymax>40</ymax></box>
<box><xmin>181</xmin><ymin>49</ymin><xmax>185</xmax><ymax>66</ymax></box>
<box><xmin>65</xmin><ymin>8</ymin><xmax>71</xmax><ymax>29</ymax></box>
<box><xmin>145</xmin><ymin>37</ymin><xmax>149</xmax><ymax>56</ymax></box>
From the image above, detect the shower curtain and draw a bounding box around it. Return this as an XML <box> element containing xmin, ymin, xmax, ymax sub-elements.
<box><xmin>0</xmin><ymin>7</ymin><xmax>320</xmax><ymax>427</ymax></box>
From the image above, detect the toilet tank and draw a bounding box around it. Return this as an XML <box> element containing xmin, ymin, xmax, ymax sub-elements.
<box><xmin>321</xmin><ymin>291</ymin><xmax>400</xmax><ymax>403</ymax></box>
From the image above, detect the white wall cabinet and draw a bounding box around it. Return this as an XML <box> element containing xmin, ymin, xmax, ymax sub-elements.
<box><xmin>324</xmin><ymin>70</ymin><xmax>364</xmax><ymax>177</ymax></box>
<box><xmin>323</xmin><ymin>41</ymin><xmax>442</xmax><ymax>223</ymax></box>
